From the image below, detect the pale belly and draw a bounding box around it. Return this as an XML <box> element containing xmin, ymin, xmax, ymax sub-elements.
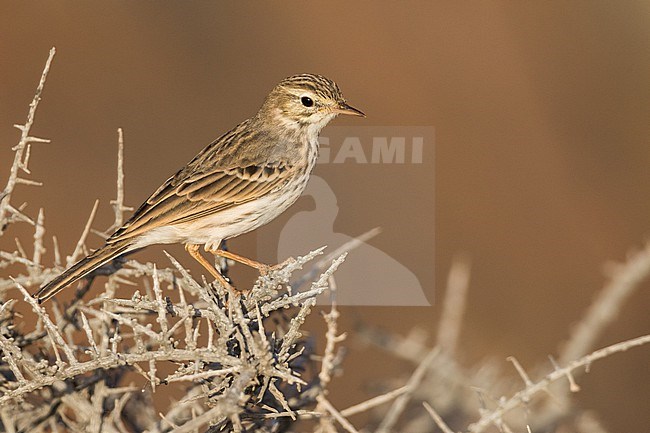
<box><xmin>133</xmin><ymin>174</ymin><xmax>308</xmax><ymax>251</ymax></box>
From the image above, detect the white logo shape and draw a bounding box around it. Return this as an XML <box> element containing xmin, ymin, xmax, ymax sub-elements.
<box><xmin>277</xmin><ymin>175</ymin><xmax>430</xmax><ymax>306</ymax></box>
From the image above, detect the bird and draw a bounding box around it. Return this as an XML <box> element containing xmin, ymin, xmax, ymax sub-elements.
<box><xmin>34</xmin><ymin>74</ymin><xmax>364</xmax><ymax>303</ymax></box>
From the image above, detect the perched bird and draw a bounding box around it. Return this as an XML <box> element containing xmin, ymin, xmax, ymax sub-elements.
<box><xmin>34</xmin><ymin>74</ymin><xmax>364</xmax><ymax>303</ymax></box>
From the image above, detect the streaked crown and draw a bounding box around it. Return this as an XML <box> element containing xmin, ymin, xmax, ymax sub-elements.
<box><xmin>279</xmin><ymin>74</ymin><xmax>344</xmax><ymax>102</ymax></box>
<box><xmin>257</xmin><ymin>74</ymin><xmax>364</xmax><ymax>131</ymax></box>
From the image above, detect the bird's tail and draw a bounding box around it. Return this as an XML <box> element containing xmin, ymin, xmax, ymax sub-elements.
<box><xmin>33</xmin><ymin>240</ymin><xmax>132</xmax><ymax>303</ymax></box>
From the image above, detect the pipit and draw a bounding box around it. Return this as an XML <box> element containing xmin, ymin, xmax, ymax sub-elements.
<box><xmin>34</xmin><ymin>74</ymin><xmax>364</xmax><ymax>303</ymax></box>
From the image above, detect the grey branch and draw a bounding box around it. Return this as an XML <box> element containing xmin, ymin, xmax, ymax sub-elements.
<box><xmin>1</xmin><ymin>47</ymin><xmax>647</xmax><ymax>433</ymax></box>
<box><xmin>0</xmin><ymin>47</ymin><xmax>55</xmax><ymax>234</ymax></box>
<box><xmin>467</xmin><ymin>334</ymin><xmax>650</xmax><ymax>433</ymax></box>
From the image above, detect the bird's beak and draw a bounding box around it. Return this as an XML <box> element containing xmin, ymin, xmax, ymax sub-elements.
<box><xmin>332</xmin><ymin>102</ymin><xmax>366</xmax><ymax>117</ymax></box>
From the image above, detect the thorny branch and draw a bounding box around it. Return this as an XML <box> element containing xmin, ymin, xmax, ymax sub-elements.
<box><xmin>1</xmin><ymin>48</ymin><xmax>648</xmax><ymax>433</ymax></box>
<box><xmin>0</xmin><ymin>47</ymin><xmax>55</xmax><ymax>234</ymax></box>
<box><xmin>467</xmin><ymin>335</ymin><xmax>650</xmax><ymax>433</ymax></box>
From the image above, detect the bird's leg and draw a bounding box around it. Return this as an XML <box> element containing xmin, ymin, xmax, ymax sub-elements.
<box><xmin>184</xmin><ymin>244</ymin><xmax>234</xmax><ymax>292</ymax></box>
<box><xmin>212</xmin><ymin>249</ymin><xmax>267</xmax><ymax>271</ymax></box>
<box><xmin>207</xmin><ymin>248</ymin><xmax>290</xmax><ymax>275</ymax></box>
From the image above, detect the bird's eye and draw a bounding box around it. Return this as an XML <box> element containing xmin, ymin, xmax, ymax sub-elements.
<box><xmin>300</xmin><ymin>96</ymin><xmax>314</xmax><ymax>107</ymax></box>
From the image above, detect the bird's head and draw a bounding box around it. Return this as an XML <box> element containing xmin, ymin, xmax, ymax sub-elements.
<box><xmin>258</xmin><ymin>74</ymin><xmax>364</xmax><ymax>136</ymax></box>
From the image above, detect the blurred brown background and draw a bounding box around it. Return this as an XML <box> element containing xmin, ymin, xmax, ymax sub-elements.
<box><xmin>1</xmin><ymin>2</ymin><xmax>648</xmax><ymax>431</ymax></box>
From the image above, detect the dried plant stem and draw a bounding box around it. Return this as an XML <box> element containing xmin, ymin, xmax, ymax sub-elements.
<box><xmin>318</xmin><ymin>300</ymin><xmax>345</xmax><ymax>388</ymax></box>
<box><xmin>316</xmin><ymin>396</ymin><xmax>360</xmax><ymax>433</ymax></box>
<box><xmin>436</xmin><ymin>254</ymin><xmax>470</xmax><ymax>356</ymax></box>
<box><xmin>468</xmin><ymin>334</ymin><xmax>650</xmax><ymax>433</ymax></box>
<box><xmin>68</xmin><ymin>199</ymin><xmax>99</xmax><ymax>265</ymax></box>
<box><xmin>340</xmin><ymin>386</ymin><xmax>408</xmax><ymax>417</ymax></box>
<box><xmin>375</xmin><ymin>347</ymin><xmax>440</xmax><ymax>433</ymax></box>
<box><xmin>0</xmin><ymin>47</ymin><xmax>55</xmax><ymax>233</ymax></box>
<box><xmin>1</xmin><ymin>47</ymin><xmax>647</xmax><ymax>433</ymax></box>
<box><xmin>108</xmin><ymin>128</ymin><xmax>133</xmax><ymax>231</ymax></box>
<box><xmin>422</xmin><ymin>402</ymin><xmax>455</xmax><ymax>433</ymax></box>
<box><xmin>560</xmin><ymin>242</ymin><xmax>650</xmax><ymax>365</ymax></box>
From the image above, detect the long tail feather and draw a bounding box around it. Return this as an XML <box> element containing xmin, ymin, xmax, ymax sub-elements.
<box><xmin>33</xmin><ymin>240</ymin><xmax>132</xmax><ymax>303</ymax></box>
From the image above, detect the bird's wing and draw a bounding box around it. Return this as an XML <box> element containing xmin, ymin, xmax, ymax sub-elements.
<box><xmin>107</xmin><ymin>122</ymin><xmax>294</xmax><ymax>244</ymax></box>
<box><xmin>107</xmin><ymin>162</ymin><xmax>292</xmax><ymax>243</ymax></box>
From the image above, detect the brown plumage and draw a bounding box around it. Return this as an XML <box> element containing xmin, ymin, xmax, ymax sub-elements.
<box><xmin>34</xmin><ymin>74</ymin><xmax>364</xmax><ymax>303</ymax></box>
